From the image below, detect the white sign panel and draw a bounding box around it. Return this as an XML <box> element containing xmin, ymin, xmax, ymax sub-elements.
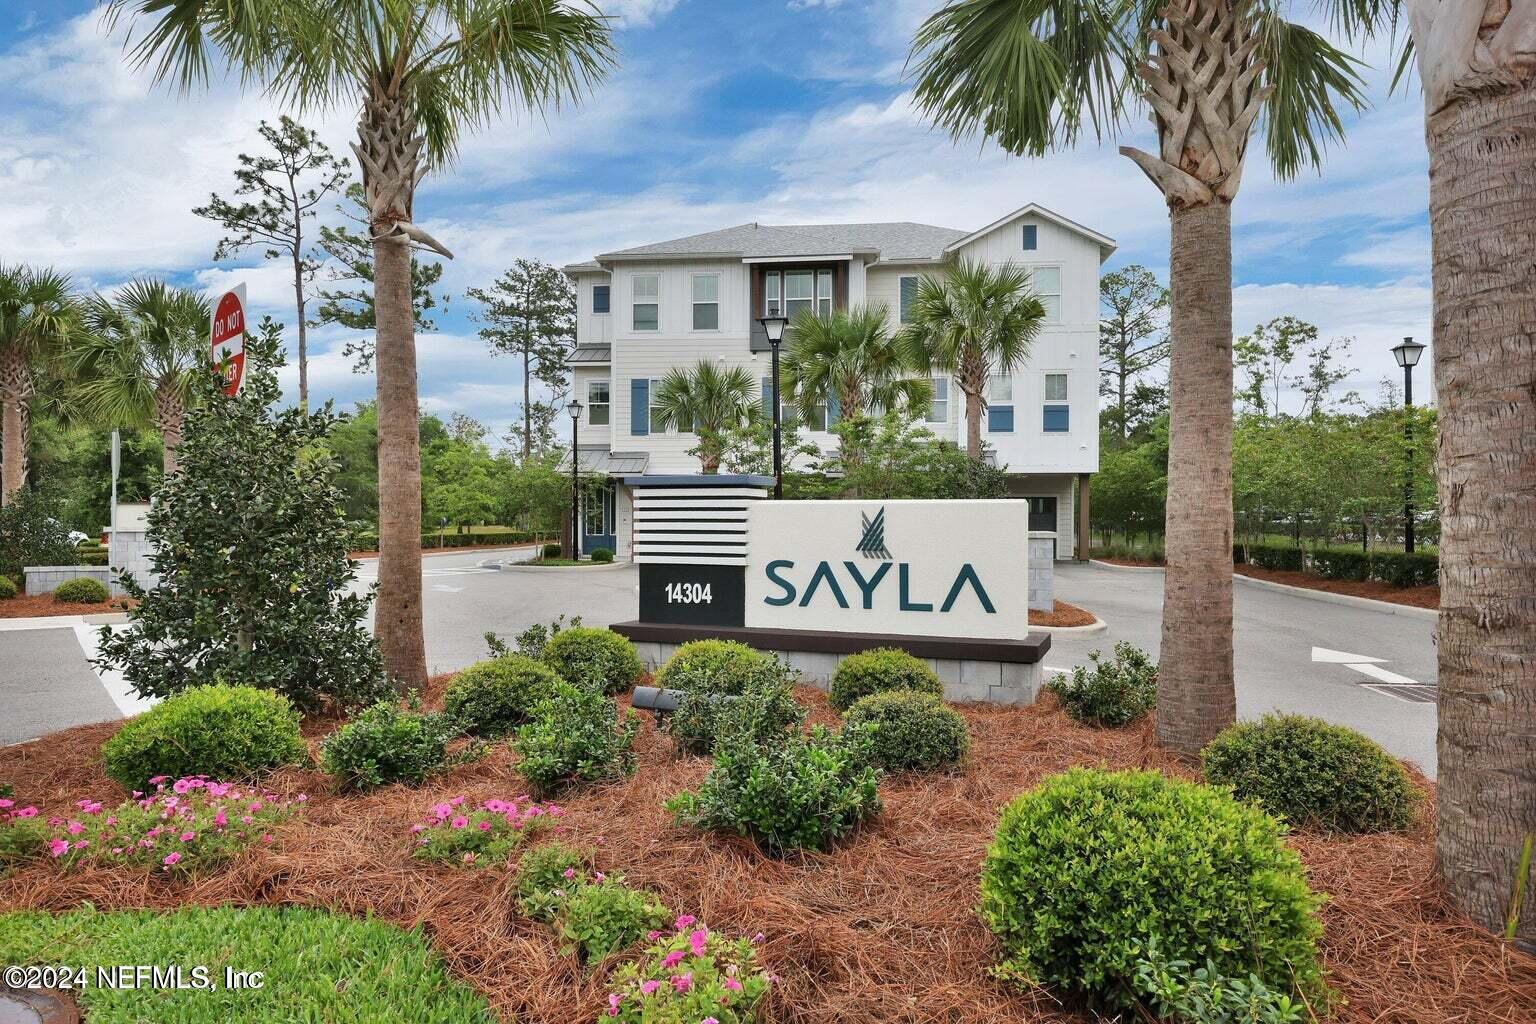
<box><xmin>745</xmin><ymin>500</ymin><xmax>1030</xmax><ymax>640</ymax></box>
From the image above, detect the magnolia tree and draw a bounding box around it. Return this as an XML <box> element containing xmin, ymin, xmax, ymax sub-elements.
<box><xmin>95</xmin><ymin>319</ymin><xmax>388</xmax><ymax>712</ymax></box>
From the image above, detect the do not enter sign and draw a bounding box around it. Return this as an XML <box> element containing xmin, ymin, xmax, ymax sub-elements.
<box><xmin>210</xmin><ymin>284</ymin><xmax>247</xmax><ymax>396</ymax></box>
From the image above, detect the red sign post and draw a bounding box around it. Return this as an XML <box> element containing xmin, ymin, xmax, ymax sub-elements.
<box><xmin>210</xmin><ymin>284</ymin><xmax>247</xmax><ymax>396</ymax></box>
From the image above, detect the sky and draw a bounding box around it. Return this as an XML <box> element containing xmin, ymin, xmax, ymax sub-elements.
<box><xmin>0</xmin><ymin>1</ymin><xmax>1434</xmax><ymax>448</ymax></box>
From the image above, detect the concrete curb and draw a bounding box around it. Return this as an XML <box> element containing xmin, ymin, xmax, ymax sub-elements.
<box><xmin>1232</xmin><ymin>573</ymin><xmax>1438</xmax><ymax>620</ymax></box>
<box><xmin>1030</xmin><ymin>617</ymin><xmax>1109</xmax><ymax>635</ymax></box>
<box><xmin>1089</xmin><ymin>558</ymin><xmax>1437</xmax><ymax>621</ymax></box>
<box><xmin>495</xmin><ymin>561</ymin><xmax>635</xmax><ymax>573</ymax></box>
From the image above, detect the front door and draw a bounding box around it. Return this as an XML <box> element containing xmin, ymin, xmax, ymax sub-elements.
<box><xmin>581</xmin><ymin>483</ymin><xmax>617</xmax><ymax>555</ymax></box>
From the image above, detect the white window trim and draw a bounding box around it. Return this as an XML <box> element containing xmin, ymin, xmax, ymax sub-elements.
<box><xmin>631</xmin><ymin>273</ymin><xmax>660</xmax><ymax>332</ymax></box>
<box><xmin>763</xmin><ymin>270</ymin><xmax>782</xmax><ymax>317</ymax></box>
<box><xmin>587</xmin><ymin>379</ymin><xmax>611</xmax><ymax>426</ymax></box>
<box><xmin>899</xmin><ymin>274</ymin><xmax>920</xmax><ymax>325</ymax></box>
<box><xmin>689</xmin><ymin>271</ymin><xmax>721</xmax><ymax>333</ymax></box>
<box><xmin>1024</xmin><ymin>263</ymin><xmax>1063</xmax><ymax>325</ymax></box>
<box><xmin>1041</xmin><ymin>369</ymin><xmax>1070</xmax><ymax>435</ymax></box>
<box><xmin>925</xmin><ymin>375</ymin><xmax>949</xmax><ymax>424</ymax></box>
<box><xmin>987</xmin><ymin>373</ymin><xmax>1014</xmax><ymax>404</ymax></box>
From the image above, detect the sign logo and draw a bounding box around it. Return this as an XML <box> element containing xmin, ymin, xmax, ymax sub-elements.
<box><xmin>856</xmin><ymin>507</ymin><xmax>892</xmax><ymax>560</ymax></box>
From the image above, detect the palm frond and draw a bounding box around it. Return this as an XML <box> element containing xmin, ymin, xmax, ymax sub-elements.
<box><xmin>1257</xmin><ymin>13</ymin><xmax>1370</xmax><ymax>179</ymax></box>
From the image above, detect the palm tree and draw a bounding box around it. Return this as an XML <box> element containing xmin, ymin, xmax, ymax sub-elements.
<box><xmin>785</xmin><ymin>305</ymin><xmax>933</xmax><ymax>469</ymax></box>
<box><xmin>895</xmin><ymin>259</ymin><xmax>1045</xmax><ymax>460</ymax></box>
<box><xmin>0</xmin><ymin>264</ymin><xmax>77</xmax><ymax>505</ymax></box>
<box><xmin>651</xmin><ymin>361</ymin><xmax>759</xmax><ymax>474</ymax></box>
<box><xmin>106</xmin><ymin>1</ymin><xmax>615</xmax><ymax>690</ymax></box>
<box><xmin>909</xmin><ymin>0</ymin><xmax>1366</xmax><ymax>754</ymax></box>
<box><xmin>1325</xmin><ymin>1</ymin><xmax>1536</xmax><ymax>950</ymax></box>
<box><xmin>73</xmin><ymin>280</ymin><xmax>210</xmax><ymax>478</ymax></box>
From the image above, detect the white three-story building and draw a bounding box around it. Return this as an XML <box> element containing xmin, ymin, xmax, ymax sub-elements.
<box><xmin>560</xmin><ymin>202</ymin><xmax>1114</xmax><ymax>562</ymax></box>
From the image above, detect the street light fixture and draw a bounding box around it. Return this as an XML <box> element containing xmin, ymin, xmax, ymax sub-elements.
<box><xmin>758</xmin><ymin>315</ymin><xmax>789</xmax><ymax>499</ymax></box>
<box><xmin>1391</xmin><ymin>337</ymin><xmax>1426</xmax><ymax>554</ymax></box>
<box><xmin>566</xmin><ymin>398</ymin><xmax>583</xmax><ymax>559</ymax></box>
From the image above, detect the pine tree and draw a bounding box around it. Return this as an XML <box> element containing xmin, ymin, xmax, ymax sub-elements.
<box><xmin>95</xmin><ymin>318</ymin><xmax>389</xmax><ymax>712</ymax></box>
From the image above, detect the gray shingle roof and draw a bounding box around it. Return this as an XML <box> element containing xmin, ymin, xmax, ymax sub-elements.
<box><xmin>599</xmin><ymin>221</ymin><xmax>968</xmax><ymax>263</ymax></box>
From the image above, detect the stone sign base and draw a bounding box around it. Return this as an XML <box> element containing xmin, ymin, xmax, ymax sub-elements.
<box><xmin>610</xmin><ymin>621</ymin><xmax>1050</xmax><ymax>705</ymax></box>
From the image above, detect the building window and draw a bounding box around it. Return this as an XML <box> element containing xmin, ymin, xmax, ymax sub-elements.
<box><xmin>767</xmin><ymin>269</ymin><xmax>834</xmax><ymax>319</ymax></box>
<box><xmin>588</xmin><ymin>380</ymin><xmax>610</xmax><ymax>426</ymax></box>
<box><xmin>1043</xmin><ymin>372</ymin><xmax>1069</xmax><ymax>432</ymax></box>
<box><xmin>691</xmin><ymin>273</ymin><xmax>719</xmax><ymax>331</ymax></box>
<box><xmin>926</xmin><ymin>376</ymin><xmax>948</xmax><ymax>423</ymax></box>
<box><xmin>987</xmin><ymin>374</ymin><xmax>1014</xmax><ymax>433</ymax></box>
<box><xmin>632</xmin><ymin>274</ymin><xmax>659</xmax><ymax>331</ymax></box>
<box><xmin>645</xmin><ymin>379</ymin><xmax>692</xmax><ymax>433</ymax></box>
<box><xmin>1030</xmin><ymin>266</ymin><xmax>1061</xmax><ymax>322</ymax></box>
<box><xmin>899</xmin><ymin>275</ymin><xmax>919</xmax><ymax>324</ymax></box>
<box><xmin>592</xmin><ymin>284</ymin><xmax>610</xmax><ymax>314</ymax></box>
<box><xmin>764</xmin><ymin>272</ymin><xmax>780</xmax><ymax>316</ymax></box>
<box><xmin>1022</xmin><ymin>224</ymin><xmax>1038</xmax><ymax>250</ymax></box>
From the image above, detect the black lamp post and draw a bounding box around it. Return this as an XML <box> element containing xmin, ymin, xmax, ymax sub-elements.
<box><xmin>758</xmin><ymin>315</ymin><xmax>789</xmax><ymax>499</ymax></box>
<box><xmin>1391</xmin><ymin>336</ymin><xmax>1426</xmax><ymax>554</ymax></box>
<box><xmin>566</xmin><ymin>398</ymin><xmax>583</xmax><ymax>559</ymax></box>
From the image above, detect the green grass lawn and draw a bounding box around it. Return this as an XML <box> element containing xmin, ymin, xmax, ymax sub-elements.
<box><xmin>0</xmin><ymin>906</ymin><xmax>494</xmax><ymax>1023</ymax></box>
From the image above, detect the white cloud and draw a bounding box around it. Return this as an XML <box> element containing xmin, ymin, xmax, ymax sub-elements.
<box><xmin>605</xmin><ymin>0</ymin><xmax>682</xmax><ymax>28</ymax></box>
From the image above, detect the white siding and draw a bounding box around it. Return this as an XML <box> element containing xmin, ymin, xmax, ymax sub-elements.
<box><xmin>572</xmin><ymin>365</ymin><xmax>612</xmax><ymax>445</ymax></box>
<box><xmin>573</xmin><ymin>271</ymin><xmax>613</xmax><ymax>347</ymax></box>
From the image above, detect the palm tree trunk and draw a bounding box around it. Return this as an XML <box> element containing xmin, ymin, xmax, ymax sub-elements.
<box><xmin>154</xmin><ymin>387</ymin><xmax>185</xmax><ymax>477</ymax></box>
<box><xmin>1156</xmin><ymin>200</ymin><xmax>1235</xmax><ymax>755</ymax></box>
<box><xmin>964</xmin><ymin>388</ymin><xmax>983</xmax><ymax>459</ymax></box>
<box><xmin>1</xmin><ymin>396</ymin><xmax>26</xmax><ymax>507</ymax></box>
<box><xmin>1429</xmin><ymin>81</ymin><xmax>1536</xmax><ymax>951</ymax></box>
<box><xmin>374</xmin><ymin>232</ymin><xmax>427</xmax><ymax>690</ymax></box>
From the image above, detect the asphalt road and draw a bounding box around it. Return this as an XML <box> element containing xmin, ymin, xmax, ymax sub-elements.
<box><xmin>4</xmin><ymin>548</ymin><xmax>1438</xmax><ymax>776</ymax></box>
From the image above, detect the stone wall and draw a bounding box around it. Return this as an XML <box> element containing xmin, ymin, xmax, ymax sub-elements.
<box><xmin>1028</xmin><ymin>534</ymin><xmax>1055</xmax><ymax>611</ymax></box>
<box><xmin>24</xmin><ymin>565</ymin><xmax>112</xmax><ymax>596</ymax></box>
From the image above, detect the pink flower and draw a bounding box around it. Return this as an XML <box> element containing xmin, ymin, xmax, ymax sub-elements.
<box><xmin>646</xmin><ymin>930</ymin><xmax>661</xmax><ymax>941</ymax></box>
<box><xmin>703</xmin><ymin>1019</ymin><xmax>720</xmax><ymax>1024</ymax></box>
<box><xmin>66</xmin><ymin>820</ymin><xmax>84</xmax><ymax>835</ymax></box>
<box><xmin>15</xmin><ymin>806</ymin><xmax>37</xmax><ymax>818</ymax></box>
<box><xmin>240</xmin><ymin>815</ymin><xmax>254</xmax><ymax>824</ymax></box>
<box><xmin>594</xmin><ymin>870</ymin><xmax>605</xmax><ymax>882</ymax></box>
<box><xmin>410</xmin><ymin>824</ymin><xmax>425</xmax><ymax>833</ymax></box>
<box><xmin>148</xmin><ymin>775</ymin><xmax>168</xmax><ymax>785</ymax></box>
<box><xmin>449</xmin><ymin>796</ymin><xmax>465</xmax><ymax>807</ymax></box>
<box><xmin>296</xmin><ymin>794</ymin><xmax>308</xmax><ymax>802</ymax></box>
<box><xmin>214</xmin><ymin>810</ymin><xmax>228</xmax><ymax>828</ymax></box>
<box><xmin>689</xmin><ymin>929</ymin><xmax>709</xmax><ymax>957</ymax></box>
<box><xmin>111</xmin><ymin>847</ymin><xmax>123</xmax><ymax>854</ymax></box>
<box><xmin>48</xmin><ymin>839</ymin><xmax>69</xmax><ymax>857</ymax></box>
<box><xmin>723</xmin><ymin>977</ymin><xmax>743</xmax><ymax>992</ymax></box>
<box><xmin>563</xmin><ymin>868</ymin><xmax>577</xmax><ymax>880</ymax></box>
<box><xmin>260</xmin><ymin>834</ymin><xmax>273</xmax><ymax>844</ymax></box>
<box><xmin>751</xmin><ymin>933</ymin><xmax>765</xmax><ymax>944</ymax></box>
<box><xmin>669</xmin><ymin>972</ymin><xmax>692</xmax><ymax>993</ymax></box>
<box><xmin>162</xmin><ymin>851</ymin><xmax>182</xmax><ymax>866</ymax></box>
<box><xmin>674</xmin><ymin>914</ymin><xmax>696</xmax><ymax>931</ymax></box>
<box><xmin>485</xmin><ymin>800</ymin><xmax>506</xmax><ymax>813</ymax></box>
<box><xmin>451</xmin><ymin>816</ymin><xmax>468</xmax><ymax>830</ymax></box>
<box><xmin>608</xmin><ymin>994</ymin><xmax>621</xmax><ymax>1013</ymax></box>
<box><xmin>180</xmin><ymin>831</ymin><xmax>196</xmax><ymax>842</ymax></box>
<box><xmin>660</xmin><ymin>950</ymin><xmax>686</xmax><ymax>970</ymax></box>
<box><xmin>432</xmin><ymin>803</ymin><xmax>453</xmax><ymax>820</ymax></box>
<box><xmin>462</xmin><ymin>853</ymin><xmax>477</xmax><ymax>865</ymax></box>
<box><xmin>72</xmin><ymin>840</ymin><xmax>88</xmax><ymax>850</ymax></box>
<box><xmin>248</xmin><ymin>800</ymin><xmax>264</xmax><ymax>812</ymax></box>
<box><xmin>0</xmin><ymin>799</ymin><xmax>11</xmax><ymax>809</ymax></box>
<box><xmin>476</xmin><ymin>820</ymin><xmax>492</xmax><ymax>832</ymax></box>
<box><xmin>639</xmin><ymin>980</ymin><xmax>661</xmax><ymax>995</ymax></box>
<box><xmin>173</xmin><ymin>778</ymin><xmax>193</xmax><ymax>794</ymax></box>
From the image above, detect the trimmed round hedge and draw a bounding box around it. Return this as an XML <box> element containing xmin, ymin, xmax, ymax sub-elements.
<box><xmin>655</xmin><ymin>639</ymin><xmax>766</xmax><ymax>695</ymax></box>
<box><xmin>102</xmin><ymin>684</ymin><xmax>309</xmax><ymax>790</ymax></box>
<box><xmin>54</xmin><ymin>576</ymin><xmax>109</xmax><ymax>604</ymax></box>
<box><xmin>0</xmin><ymin>575</ymin><xmax>15</xmax><ymax>599</ymax></box>
<box><xmin>443</xmin><ymin>655</ymin><xmax>565</xmax><ymax>738</ymax></box>
<box><xmin>541</xmin><ymin>627</ymin><xmax>643</xmax><ymax>695</ymax></box>
<box><xmin>978</xmin><ymin>768</ymin><xmax>1326</xmax><ymax>1008</ymax></box>
<box><xmin>590</xmin><ymin>547</ymin><xmax>615</xmax><ymax>564</ymax></box>
<box><xmin>1202</xmin><ymin>713</ymin><xmax>1418</xmax><ymax>833</ymax></box>
<box><xmin>828</xmin><ymin>647</ymin><xmax>943</xmax><ymax>712</ymax></box>
<box><xmin>658</xmin><ymin>641</ymin><xmax>803</xmax><ymax>755</ymax></box>
<box><xmin>843</xmin><ymin>691</ymin><xmax>969</xmax><ymax>772</ymax></box>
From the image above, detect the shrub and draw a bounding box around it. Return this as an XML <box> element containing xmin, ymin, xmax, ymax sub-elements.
<box><xmin>591</xmin><ymin>546</ymin><xmax>615</xmax><ymax>563</ymax></box>
<box><xmin>1374</xmin><ymin>550</ymin><xmax>1439</xmax><ymax>588</ymax></box>
<box><xmin>667</xmin><ymin>726</ymin><xmax>882</xmax><ymax>855</ymax></box>
<box><xmin>1202</xmin><ymin>714</ymin><xmax>1418</xmax><ymax>833</ymax></box>
<box><xmin>828</xmin><ymin>647</ymin><xmax>943</xmax><ymax>711</ymax></box>
<box><xmin>1048</xmin><ymin>642</ymin><xmax>1158</xmax><ymax>727</ymax></box>
<box><xmin>0</xmin><ymin>491</ymin><xmax>76</xmax><ymax>581</ymax></box>
<box><xmin>516</xmin><ymin>841</ymin><xmax>596</xmax><ymax>921</ymax></box>
<box><xmin>486</xmin><ymin>614</ymin><xmax>581</xmax><ymax>662</ymax></box>
<box><xmin>46</xmin><ymin>777</ymin><xmax>303</xmax><ymax>876</ymax></box>
<box><xmin>1247</xmin><ymin>544</ymin><xmax>1304</xmax><ymax>572</ymax></box>
<box><xmin>978</xmin><ymin>768</ymin><xmax>1325</xmax><ymax>1009</ymax></box>
<box><xmin>409</xmin><ymin>795</ymin><xmax>561</xmax><ymax>868</ymax></box>
<box><xmin>102</xmin><ymin>684</ymin><xmax>309</xmax><ymax>790</ymax></box>
<box><xmin>554</xmin><ymin>878</ymin><xmax>671</xmax><ymax>962</ymax></box>
<box><xmin>513</xmin><ymin>685</ymin><xmax>639</xmax><ymax>797</ymax></box>
<box><xmin>443</xmin><ymin>655</ymin><xmax>565</xmax><ymax>738</ymax></box>
<box><xmin>1</xmin><ymin>800</ymin><xmax>47</xmax><ymax>869</ymax></box>
<box><xmin>542</xmin><ymin>542</ymin><xmax>563</xmax><ymax>559</ymax></box>
<box><xmin>0</xmin><ymin>575</ymin><xmax>15</xmax><ymax>600</ymax></box>
<box><xmin>605</xmin><ymin>919</ymin><xmax>773</xmax><ymax>1024</ymax></box>
<box><xmin>319</xmin><ymin>701</ymin><xmax>474</xmax><ymax>791</ymax></box>
<box><xmin>843</xmin><ymin>691</ymin><xmax>969</xmax><ymax>772</ymax></box>
<box><xmin>541</xmin><ymin>627</ymin><xmax>643</xmax><ymax>695</ymax></box>
<box><xmin>54</xmin><ymin>576</ymin><xmax>108</xmax><ymax>603</ymax></box>
<box><xmin>1134</xmin><ymin>942</ymin><xmax>1306</xmax><ymax>1024</ymax></box>
<box><xmin>658</xmin><ymin>641</ymin><xmax>804</xmax><ymax>755</ymax></box>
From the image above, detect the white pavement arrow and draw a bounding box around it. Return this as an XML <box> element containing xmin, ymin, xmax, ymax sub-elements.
<box><xmin>1312</xmin><ymin>647</ymin><xmax>1424</xmax><ymax>687</ymax></box>
<box><xmin>431</xmin><ymin>584</ymin><xmax>464</xmax><ymax>593</ymax></box>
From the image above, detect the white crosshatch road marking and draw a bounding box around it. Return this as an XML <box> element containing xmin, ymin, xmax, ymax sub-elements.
<box><xmin>1311</xmin><ymin>647</ymin><xmax>1436</xmax><ymax>704</ymax></box>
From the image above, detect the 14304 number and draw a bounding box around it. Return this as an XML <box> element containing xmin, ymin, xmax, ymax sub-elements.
<box><xmin>664</xmin><ymin>582</ymin><xmax>712</xmax><ymax>605</ymax></box>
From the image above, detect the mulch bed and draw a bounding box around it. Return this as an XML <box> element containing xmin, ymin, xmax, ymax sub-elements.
<box><xmin>1028</xmin><ymin>600</ymin><xmax>1097</xmax><ymax>628</ymax></box>
<box><xmin>0</xmin><ymin>595</ymin><xmax>135</xmax><ymax>620</ymax></box>
<box><xmin>2</xmin><ymin>681</ymin><xmax>1532</xmax><ymax>1024</ymax></box>
<box><xmin>1234</xmin><ymin>564</ymin><xmax>1439</xmax><ymax>609</ymax></box>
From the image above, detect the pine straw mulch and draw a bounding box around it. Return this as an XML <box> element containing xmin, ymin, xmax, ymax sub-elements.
<box><xmin>1</xmin><ymin>682</ymin><xmax>1533</xmax><ymax>1024</ymax></box>
<box><xmin>1233</xmin><ymin>564</ymin><xmax>1440</xmax><ymax>609</ymax></box>
<box><xmin>0</xmin><ymin>595</ymin><xmax>135</xmax><ymax>619</ymax></box>
<box><xmin>1029</xmin><ymin>600</ymin><xmax>1098</xmax><ymax>628</ymax></box>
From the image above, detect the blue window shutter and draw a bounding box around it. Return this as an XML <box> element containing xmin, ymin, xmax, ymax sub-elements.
<box><xmin>1043</xmin><ymin>405</ymin><xmax>1069</xmax><ymax>432</ymax></box>
<box><xmin>1022</xmin><ymin>224</ymin><xmax>1038</xmax><ymax>250</ymax></box>
<box><xmin>989</xmin><ymin>405</ymin><xmax>1014</xmax><ymax>433</ymax></box>
<box><xmin>761</xmin><ymin>377</ymin><xmax>773</xmax><ymax>420</ymax></box>
<box><xmin>630</xmin><ymin>379</ymin><xmax>649</xmax><ymax>436</ymax></box>
<box><xmin>828</xmin><ymin>393</ymin><xmax>840</xmax><ymax>426</ymax></box>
